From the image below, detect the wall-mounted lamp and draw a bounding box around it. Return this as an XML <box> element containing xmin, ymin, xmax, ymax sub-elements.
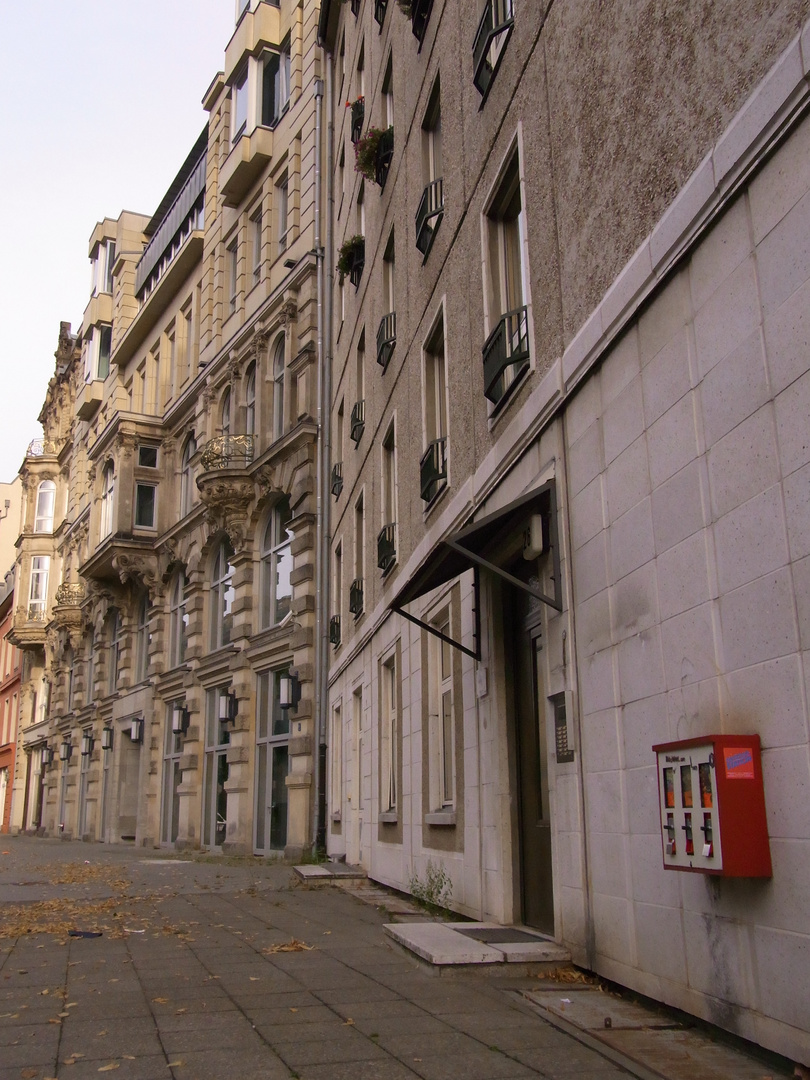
<box><xmin>101</xmin><ymin>726</ymin><xmax>114</xmax><ymax>751</ymax></box>
<box><xmin>80</xmin><ymin>731</ymin><xmax>94</xmax><ymax>757</ymax></box>
<box><xmin>129</xmin><ymin>717</ymin><xmax>144</xmax><ymax>743</ymax></box>
<box><xmin>40</xmin><ymin>744</ymin><xmax>54</xmax><ymax>769</ymax></box>
<box><xmin>219</xmin><ymin>689</ymin><xmax>238</xmax><ymax>727</ymax></box>
<box><xmin>279</xmin><ymin>672</ymin><xmax>301</xmax><ymax>712</ymax></box>
<box><xmin>59</xmin><ymin>738</ymin><xmax>72</xmax><ymax>762</ymax></box>
<box><xmin>172</xmin><ymin>703</ymin><xmax>190</xmax><ymax>736</ymax></box>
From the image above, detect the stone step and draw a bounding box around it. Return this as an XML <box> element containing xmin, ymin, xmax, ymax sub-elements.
<box><xmin>385</xmin><ymin>920</ymin><xmax>572</xmax><ymax>968</ymax></box>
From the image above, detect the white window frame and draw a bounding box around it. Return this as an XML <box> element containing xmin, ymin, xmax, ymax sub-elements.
<box><xmin>210</xmin><ymin>539</ymin><xmax>235</xmax><ymax>650</ymax></box>
<box><xmin>100</xmin><ymin>463</ymin><xmax>115</xmax><ymax>540</ymax></box>
<box><xmin>28</xmin><ymin>556</ymin><xmax>50</xmax><ymax>617</ymax></box>
<box><xmin>34</xmin><ymin>480</ymin><xmax>56</xmax><ymax>534</ymax></box>
<box><xmin>427</xmin><ymin>602</ymin><xmax>456</xmax><ymax>812</ymax></box>
<box><xmin>134</xmin><ymin>483</ymin><xmax>157</xmax><ymax>530</ymax></box>
<box><xmin>380</xmin><ymin>649</ymin><xmax>398</xmax><ymax>816</ymax></box>
<box><xmin>260</xmin><ymin>499</ymin><xmax>293</xmax><ymax>629</ymax></box>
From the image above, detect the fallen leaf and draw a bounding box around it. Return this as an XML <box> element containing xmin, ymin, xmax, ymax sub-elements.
<box><xmin>249</xmin><ymin>977</ymin><xmax>259</xmax><ymax>981</ymax></box>
<box><xmin>151</xmin><ymin>997</ymin><xmax>169</xmax><ymax>1004</ymax></box>
<box><xmin>98</xmin><ymin>1065</ymin><xmax>119</xmax><ymax>1072</ymax></box>
<box><xmin>175</xmin><ymin>1008</ymin><xmax>187</xmax><ymax>1015</ymax></box>
<box><xmin>166</xmin><ymin>1062</ymin><xmax>183</xmax><ymax>1068</ymax></box>
<box><xmin>344</xmin><ymin>1018</ymin><xmax>355</xmax><ymax>1025</ymax></box>
<box><xmin>58</xmin><ymin>1011</ymin><xmax>70</xmax><ymax>1017</ymax></box>
<box><xmin>48</xmin><ymin>1017</ymin><xmax>62</xmax><ymax>1024</ymax></box>
<box><xmin>97</xmin><ymin>1030</ymin><xmax>108</xmax><ymax>1036</ymax></box>
<box><xmin>122</xmin><ymin>1055</ymin><xmax>136</xmax><ymax>1060</ymax></box>
<box><xmin>289</xmin><ymin>1008</ymin><xmax>298</xmax><ymax>1013</ymax></box>
<box><xmin>21</xmin><ymin>1069</ymin><xmax>37</xmax><ymax>1079</ymax></box>
<box><xmin>40</xmin><ymin>988</ymin><xmax>50</xmax><ymax>995</ymax></box>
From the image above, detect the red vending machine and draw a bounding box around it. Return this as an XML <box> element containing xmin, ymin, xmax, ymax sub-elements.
<box><xmin>652</xmin><ymin>735</ymin><xmax>772</xmax><ymax>877</ymax></box>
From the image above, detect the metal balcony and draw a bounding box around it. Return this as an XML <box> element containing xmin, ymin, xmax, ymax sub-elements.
<box><xmin>349</xmin><ymin>240</ymin><xmax>365</xmax><ymax>287</ymax></box>
<box><xmin>54</xmin><ymin>582</ymin><xmax>86</xmax><ymax>607</ymax></box>
<box><xmin>377</xmin><ymin>523</ymin><xmax>396</xmax><ymax>574</ymax></box>
<box><xmin>374</xmin><ymin>0</ymin><xmax>388</xmax><ymax>26</ymax></box>
<box><xmin>351</xmin><ymin>0</ymin><xmax>361</xmax><ymax>14</ymax></box>
<box><xmin>199</xmin><ymin>434</ymin><xmax>256</xmax><ymax>470</ymax></box>
<box><xmin>375</xmin><ymin>126</ymin><xmax>394</xmax><ymax>189</ymax></box>
<box><xmin>349</xmin><ymin>578</ymin><xmax>364</xmax><ymax>616</ymax></box>
<box><xmin>350</xmin><ymin>400</ymin><xmax>365</xmax><ymax>444</ymax></box>
<box><xmin>26</xmin><ymin>438</ymin><xmax>59</xmax><ymax>458</ymax></box>
<box><xmin>411</xmin><ymin>0</ymin><xmax>434</xmax><ymax>46</ymax></box>
<box><xmin>473</xmin><ymin>0</ymin><xmax>514</xmax><ymax>99</ymax></box>
<box><xmin>350</xmin><ymin>98</ymin><xmax>365</xmax><ymax>144</ymax></box>
<box><xmin>376</xmin><ymin>312</ymin><xmax>396</xmax><ymax>371</ymax></box>
<box><xmin>331</xmin><ymin>462</ymin><xmax>344</xmax><ymax>498</ymax></box>
<box><xmin>329</xmin><ymin>614</ymin><xmax>341</xmax><ymax>647</ymax></box>
<box><xmin>482</xmin><ymin>305</ymin><xmax>530</xmax><ymax>406</ymax></box>
<box><xmin>415</xmin><ymin>178</ymin><xmax>443</xmax><ymax>260</ymax></box>
<box><xmin>419</xmin><ymin>437</ymin><xmax>447</xmax><ymax>503</ymax></box>
<box><xmin>27</xmin><ymin>607</ymin><xmax>48</xmax><ymax>623</ymax></box>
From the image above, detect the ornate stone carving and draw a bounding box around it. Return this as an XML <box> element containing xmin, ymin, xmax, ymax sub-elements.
<box><xmin>279</xmin><ymin>298</ymin><xmax>298</xmax><ymax>326</ymax></box>
<box><xmin>199</xmin><ymin>475</ymin><xmax>255</xmax><ymax>553</ymax></box>
<box><xmin>112</xmin><ymin>552</ymin><xmax>159</xmax><ymax>590</ymax></box>
<box><xmin>256</xmin><ymin>463</ymin><xmax>278</xmax><ymax>497</ymax></box>
<box><xmin>115</xmin><ymin>432</ymin><xmax>137</xmax><ymax>459</ymax></box>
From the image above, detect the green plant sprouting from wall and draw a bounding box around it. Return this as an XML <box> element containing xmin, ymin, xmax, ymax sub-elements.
<box><xmin>409</xmin><ymin>859</ymin><xmax>452</xmax><ymax>913</ymax></box>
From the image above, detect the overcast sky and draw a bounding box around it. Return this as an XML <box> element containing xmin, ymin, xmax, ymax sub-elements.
<box><xmin>0</xmin><ymin>1</ymin><xmax>236</xmax><ymax>481</ymax></box>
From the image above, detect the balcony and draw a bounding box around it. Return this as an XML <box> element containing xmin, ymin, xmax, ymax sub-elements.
<box><xmin>199</xmin><ymin>434</ymin><xmax>256</xmax><ymax>470</ymax></box>
<box><xmin>376</xmin><ymin>312</ymin><xmax>396</xmax><ymax>372</ymax></box>
<box><xmin>329</xmin><ymin>614</ymin><xmax>341</xmax><ymax>647</ymax></box>
<box><xmin>350</xmin><ymin>98</ymin><xmax>365</xmax><ymax>144</ymax></box>
<box><xmin>8</xmin><ymin>604</ymin><xmax>49</xmax><ymax>648</ymax></box>
<box><xmin>75</xmin><ymin>379</ymin><xmax>104</xmax><ymax>421</ymax></box>
<box><xmin>351</xmin><ymin>0</ymin><xmax>361</xmax><ymax>14</ymax></box>
<box><xmin>420</xmin><ymin>437</ymin><xmax>447</xmax><ymax>502</ymax></box>
<box><xmin>26</xmin><ymin>438</ymin><xmax>59</xmax><ymax>459</ymax></box>
<box><xmin>482</xmin><ymin>305</ymin><xmax>530</xmax><ymax>407</ymax></box>
<box><xmin>338</xmin><ymin>236</ymin><xmax>365</xmax><ymax>288</ymax></box>
<box><xmin>220</xmin><ymin>125</ymin><xmax>274</xmax><ymax>207</ymax></box>
<box><xmin>52</xmin><ymin>582</ymin><xmax>86</xmax><ymax>634</ymax></box>
<box><xmin>350</xmin><ymin>400</ymin><xmax>365</xmax><ymax>444</ymax></box>
<box><xmin>473</xmin><ymin>0</ymin><xmax>514</xmax><ymax>100</ymax></box>
<box><xmin>374</xmin><ymin>0</ymin><xmax>388</xmax><ymax>26</ymax></box>
<box><xmin>375</xmin><ymin>126</ymin><xmax>394</xmax><ymax>188</ymax></box>
<box><xmin>377</xmin><ymin>523</ymin><xmax>396</xmax><ymax>574</ymax></box>
<box><xmin>27</xmin><ymin>606</ymin><xmax>48</xmax><ymax>623</ymax></box>
<box><xmin>349</xmin><ymin>577</ymin><xmax>364</xmax><ymax>616</ymax></box>
<box><xmin>415</xmin><ymin>178</ymin><xmax>443</xmax><ymax>260</ymax></box>
<box><xmin>331</xmin><ymin>462</ymin><xmax>344</xmax><ymax>498</ymax></box>
<box><xmin>411</xmin><ymin>0</ymin><xmax>434</xmax><ymax>46</ymax></box>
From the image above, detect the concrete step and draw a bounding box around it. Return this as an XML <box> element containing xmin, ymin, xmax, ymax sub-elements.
<box><xmin>385</xmin><ymin>920</ymin><xmax>572</xmax><ymax>970</ymax></box>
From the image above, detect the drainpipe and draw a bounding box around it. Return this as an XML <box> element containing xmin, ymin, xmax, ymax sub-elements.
<box><xmin>312</xmin><ymin>61</ymin><xmax>332</xmax><ymax>856</ymax></box>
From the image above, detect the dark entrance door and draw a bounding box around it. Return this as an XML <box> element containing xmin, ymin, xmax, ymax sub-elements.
<box><xmin>509</xmin><ymin>584</ymin><xmax>554</xmax><ymax>933</ymax></box>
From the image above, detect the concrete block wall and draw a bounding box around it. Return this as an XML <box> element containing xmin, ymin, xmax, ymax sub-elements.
<box><xmin>565</xmin><ymin>109</ymin><xmax>810</xmax><ymax>1064</ymax></box>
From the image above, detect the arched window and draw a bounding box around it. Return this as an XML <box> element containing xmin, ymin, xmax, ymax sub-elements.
<box><xmin>260</xmin><ymin>498</ymin><xmax>293</xmax><ymax>628</ymax></box>
<box><xmin>108</xmin><ymin>609</ymin><xmax>122</xmax><ymax>694</ymax></box>
<box><xmin>86</xmin><ymin>631</ymin><xmax>95</xmax><ymax>704</ymax></box>
<box><xmin>272</xmin><ymin>336</ymin><xmax>285</xmax><ymax>440</ymax></box>
<box><xmin>210</xmin><ymin>538</ymin><xmax>235</xmax><ymax>649</ymax></box>
<box><xmin>221</xmin><ymin>389</ymin><xmax>231</xmax><ymax>437</ymax></box>
<box><xmin>169</xmin><ymin>570</ymin><xmax>189</xmax><ymax>668</ymax></box>
<box><xmin>245</xmin><ymin>363</ymin><xmax>256</xmax><ymax>437</ymax></box>
<box><xmin>180</xmin><ymin>435</ymin><xmax>196</xmax><ymax>517</ymax></box>
<box><xmin>34</xmin><ymin>480</ymin><xmax>56</xmax><ymax>533</ymax></box>
<box><xmin>135</xmin><ymin>592</ymin><xmax>150</xmax><ymax>683</ymax></box>
<box><xmin>100</xmin><ymin>463</ymin><xmax>115</xmax><ymax>540</ymax></box>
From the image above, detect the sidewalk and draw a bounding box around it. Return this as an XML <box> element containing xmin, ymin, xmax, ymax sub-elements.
<box><xmin>0</xmin><ymin>837</ymin><xmax>794</xmax><ymax>1080</ymax></box>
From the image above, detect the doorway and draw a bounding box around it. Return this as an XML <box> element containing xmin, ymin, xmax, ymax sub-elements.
<box><xmin>254</xmin><ymin>669</ymin><xmax>290</xmax><ymax>855</ymax></box>
<box><xmin>509</xmin><ymin>583</ymin><xmax>554</xmax><ymax>933</ymax></box>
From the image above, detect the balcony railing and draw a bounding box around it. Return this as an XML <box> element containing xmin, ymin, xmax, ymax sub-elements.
<box><xmin>350</xmin><ymin>400</ymin><xmax>365</xmax><ymax>444</ymax></box>
<box><xmin>377</xmin><ymin>523</ymin><xmax>397</xmax><ymax>574</ymax></box>
<box><xmin>376</xmin><ymin>312</ymin><xmax>396</xmax><ymax>371</ymax></box>
<box><xmin>349</xmin><ymin>241</ymin><xmax>365</xmax><ymax>287</ymax></box>
<box><xmin>351</xmin><ymin>0</ymin><xmax>361</xmax><ymax>13</ymax></box>
<box><xmin>199</xmin><ymin>434</ymin><xmax>256</xmax><ymax>470</ymax></box>
<box><xmin>331</xmin><ymin>461</ymin><xmax>344</xmax><ymax>498</ymax></box>
<box><xmin>55</xmin><ymin>582</ymin><xmax>86</xmax><ymax>607</ymax></box>
<box><xmin>329</xmin><ymin>614</ymin><xmax>341</xmax><ymax>647</ymax></box>
<box><xmin>349</xmin><ymin>577</ymin><xmax>364</xmax><ymax>616</ymax></box>
<box><xmin>411</xmin><ymin>0</ymin><xmax>434</xmax><ymax>46</ymax></box>
<box><xmin>375</xmin><ymin>126</ymin><xmax>394</xmax><ymax>188</ymax></box>
<box><xmin>26</xmin><ymin>438</ymin><xmax>59</xmax><ymax>458</ymax></box>
<box><xmin>27</xmin><ymin>606</ymin><xmax>48</xmax><ymax>623</ymax></box>
<box><xmin>473</xmin><ymin>0</ymin><xmax>514</xmax><ymax>99</ymax></box>
<box><xmin>415</xmin><ymin>178</ymin><xmax>443</xmax><ymax>259</ymax></box>
<box><xmin>420</xmin><ymin>437</ymin><xmax>447</xmax><ymax>502</ymax></box>
<box><xmin>482</xmin><ymin>305</ymin><xmax>530</xmax><ymax>406</ymax></box>
<box><xmin>374</xmin><ymin>0</ymin><xmax>388</xmax><ymax>26</ymax></box>
<box><xmin>350</xmin><ymin>98</ymin><xmax>365</xmax><ymax>144</ymax></box>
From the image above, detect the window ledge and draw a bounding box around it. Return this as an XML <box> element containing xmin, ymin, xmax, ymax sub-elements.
<box><xmin>425</xmin><ymin>811</ymin><xmax>456</xmax><ymax>826</ymax></box>
<box><xmin>379</xmin><ymin>810</ymin><xmax>398</xmax><ymax>824</ymax></box>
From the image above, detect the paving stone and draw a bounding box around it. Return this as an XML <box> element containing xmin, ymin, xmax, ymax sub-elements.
<box><xmin>296</xmin><ymin>1061</ymin><xmax>422</xmax><ymax>1079</ymax></box>
<box><xmin>405</xmin><ymin>1049</ymin><xmax>536</xmax><ymax>1080</ymax></box>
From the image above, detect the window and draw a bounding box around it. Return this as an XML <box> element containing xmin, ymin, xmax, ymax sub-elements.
<box><xmin>260</xmin><ymin>499</ymin><xmax>293</xmax><ymax>627</ymax></box>
<box><xmin>378</xmin><ymin>231</ymin><xmax>396</xmax><ymax>370</ymax></box>
<box><xmin>382</xmin><ymin>55</ymin><xmax>394</xmax><ymax>128</ymax></box>
<box><xmin>34</xmin><ymin>480</ymin><xmax>56</xmax><ymax>533</ymax></box>
<box><xmin>91</xmin><ymin>238</ymin><xmax>116</xmax><ymax>296</ymax></box>
<box><xmin>66</xmin><ymin>648</ymin><xmax>75</xmax><ymax>711</ymax></box>
<box><xmin>245</xmin><ymin>363</ymin><xmax>256</xmax><ymax>436</ymax></box>
<box><xmin>226</xmin><ymin>239</ymin><xmax>238</xmax><ymax>313</ymax></box>
<box><xmin>416</xmin><ymin>79</ymin><xmax>443</xmax><ymax>258</ymax></box>
<box><xmin>350</xmin><ymin>492</ymin><xmax>364</xmax><ymax>616</ymax></box>
<box><xmin>210</xmin><ymin>538</ymin><xmax>236</xmax><ymax>649</ymax></box>
<box><xmin>330</xmin><ymin>702</ymin><xmax>342</xmax><ymax>822</ymax></box>
<box><xmin>251</xmin><ymin>208</ymin><xmax>263</xmax><ymax>284</ymax></box>
<box><xmin>108</xmin><ymin>610</ymin><xmax>122</xmax><ymax>694</ymax></box>
<box><xmin>135</xmin><ymin>484</ymin><xmax>156</xmax><ymax>529</ymax></box>
<box><xmin>232</xmin><ymin>64</ymin><xmax>248</xmax><ymax>141</ymax></box>
<box><xmin>483</xmin><ymin>152</ymin><xmax>530</xmax><ymax>407</ymax></box>
<box><xmin>353</xmin><ymin>685</ymin><xmax>363</xmax><ymax>811</ymax></box>
<box><xmin>221</xmin><ymin>389</ymin><xmax>232</xmax><ymax>437</ymax></box>
<box><xmin>100</xmin><ymin>463</ymin><xmax>115</xmax><ymax>540</ymax></box>
<box><xmin>351</xmin><ymin>334</ymin><xmax>365</xmax><ymax>444</ymax></box>
<box><xmin>429</xmin><ymin>606</ymin><xmax>455</xmax><ymax>811</ymax></box>
<box><xmin>380</xmin><ymin>651</ymin><xmax>398</xmax><ymax>814</ymax></box>
<box><xmin>277</xmin><ymin>174</ymin><xmax>289</xmax><ymax>253</ymax></box>
<box><xmin>138</xmin><ymin>446</ymin><xmax>158</xmax><ymax>468</ymax></box>
<box><xmin>182</xmin><ymin>302</ymin><xmax>193</xmax><ymax>384</ymax></box>
<box><xmin>261</xmin><ymin>42</ymin><xmax>291</xmax><ymax>127</ymax></box>
<box><xmin>378</xmin><ymin>422</ymin><xmax>397</xmax><ymax>572</ymax></box>
<box><xmin>86</xmin><ymin>632</ymin><xmax>95</xmax><ymax>704</ymax></box>
<box><xmin>331</xmin><ymin>541</ymin><xmax>342</xmax><ymax>647</ymax></box>
<box><xmin>254</xmin><ymin>668</ymin><xmax>291</xmax><ymax>853</ymax></box>
<box><xmin>28</xmin><ymin>556</ymin><xmax>49</xmax><ymax>618</ymax></box>
<box><xmin>180</xmin><ymin>435</ymin><xmax>196</xmax><ymax>517</ymax></box>
<box><xmin>272</xmin><ymin>336</ymin><xmax>285</xmax><ymax>440</ymax></box>
<box><xmin>473</xmin><ymin>0</ymin><xmax>514</xmax><ymax>99</ymax></box>
<box><xmin>421</xmin><ymin>314</ymin><xmax>448</xmax><ymax>502</ymax></box>
<box><xmin>169</xmin><ymin>570</ymin><xmax>190</xmax><ymax>668</ymax></box>
<box><xmin>135</xmin><ymin>592</ymin><xmax>150</xmax><ymax>683</ymax></box>
<box><xmin>84</xmin><ymin>325</ymin><xmax>112</xmax><ymax>383</ymax></box>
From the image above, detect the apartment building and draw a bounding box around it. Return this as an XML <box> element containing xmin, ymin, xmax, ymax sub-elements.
<box><xmin>318</xmin><ymin>0</ymin><xmax>810</xmax><ymax>1066</ymax></box>
<box><xmin>9</xmin><ymin>0</ymin><xmax>325</xmax><ymax>858</ymax></box>
<box><xmin>0</xmin><ymin>572</ymin><xmax>22</xmax><ymax>832</ymax></box>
